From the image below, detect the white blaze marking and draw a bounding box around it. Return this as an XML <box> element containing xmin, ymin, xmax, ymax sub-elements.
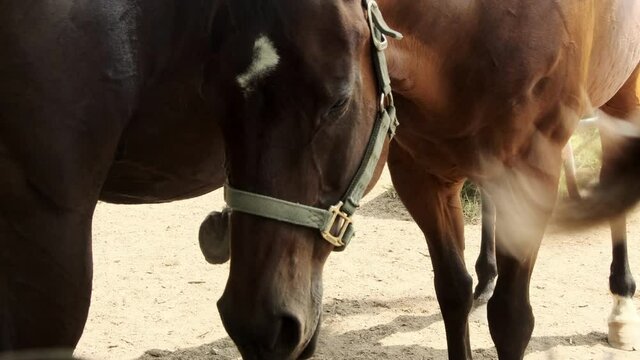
<box><xmin>236</xmin><ymin>35</ymin><xmax>280</xmax><ymax>93</ymax></box>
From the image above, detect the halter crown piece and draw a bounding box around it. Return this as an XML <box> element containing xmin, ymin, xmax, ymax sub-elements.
<box><xmin>224</xmin><ymin>0</ymin><xmax>402</xmax><ymax>251</ymax></box>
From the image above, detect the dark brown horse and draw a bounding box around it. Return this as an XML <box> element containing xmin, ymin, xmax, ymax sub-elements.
<box><xmin>1</xmin><ymin>0</ymin><xmax>227</xmax><ymax>355</ymax></box>
<box><xmin>1</xmin><ymin>0</ymin><xmax>392</xmax><ymax>357</ymax></box>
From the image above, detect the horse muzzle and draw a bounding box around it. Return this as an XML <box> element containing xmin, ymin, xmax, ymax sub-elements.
<box><xmin>217</xmin><ymin>294</ymin><xmax>321</xmax><ymax>360</ymax></box>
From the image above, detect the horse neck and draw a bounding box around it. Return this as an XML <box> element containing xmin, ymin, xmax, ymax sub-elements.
<box><xmin>137</xmin><ymin>0</ymin><xmax>220</xmax><ymax>83</ymax></box>
<box><xmin>377</xmin><ymin>0</ymin><xmax>477</xmax><ymax>105</ymax></box>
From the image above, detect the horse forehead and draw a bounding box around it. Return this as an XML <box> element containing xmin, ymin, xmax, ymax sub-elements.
<box><xmin>236</xmin><ymin>35</ymin><xmax>280</xmax><ymax>93</ymax></box>
<box><xmin>233</xmin><ymin>1</ymin><xmax>364</xmax><ymax>93</ymax></box>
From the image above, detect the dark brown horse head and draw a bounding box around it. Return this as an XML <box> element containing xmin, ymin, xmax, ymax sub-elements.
<box><xmin>204</xmin><ymin>0</ymin><xmax>394</xmax><ymax>358</ymax></box>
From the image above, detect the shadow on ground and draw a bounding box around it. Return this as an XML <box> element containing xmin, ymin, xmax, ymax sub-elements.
<box><xmin>357</xmin><ymin>189</ymin><xmax>412</xmax><ymax>222</ymax></box>
<box><xmin>136</xmin><ymin>297</ymin><xmax>610</xmax><ymax>360</ymax></box>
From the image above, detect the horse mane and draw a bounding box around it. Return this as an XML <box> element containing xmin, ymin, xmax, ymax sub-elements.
<box><xmin>224</xmin><ymin>0</ymin><xmax>280</xmax><ymax>34</ymax></box>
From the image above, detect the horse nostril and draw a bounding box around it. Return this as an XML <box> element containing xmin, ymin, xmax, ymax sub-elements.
<box><xmin>273</xmin><ymin>313</ymin><xmax>302</xmax><ymax>352</ymax></box>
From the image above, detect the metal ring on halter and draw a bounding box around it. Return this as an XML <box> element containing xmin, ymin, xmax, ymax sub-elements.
<box><xmin>379</xmin><ymin>92</ymin><xmax>394</xmax><ymax>110</ymax></box>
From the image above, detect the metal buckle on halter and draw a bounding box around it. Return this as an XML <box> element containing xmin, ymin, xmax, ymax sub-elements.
<box><xmin>367</xmin><ymin>1</ymin><xmax>388</xmax><ymax>51</ymax></box>
<box><xmin>320</xmin><ymin>201</ymin><xmax>352</xmax><ymax>247</ymax></box>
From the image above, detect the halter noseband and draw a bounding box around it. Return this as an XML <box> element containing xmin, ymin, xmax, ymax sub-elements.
<box><xmin>224</xmin><ymin>0</ymin><xmax>402</xmax><ymax>251</ymax></box>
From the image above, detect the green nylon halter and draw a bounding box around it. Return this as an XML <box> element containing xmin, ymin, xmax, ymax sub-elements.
<box><xmin>224</xmin><ymin>0</ymin><xmax>402</xmax><ymax>251</ymax></box>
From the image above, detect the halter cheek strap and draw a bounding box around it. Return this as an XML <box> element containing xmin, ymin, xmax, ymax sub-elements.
<box><xmin>224</xmin><ymin>0</ymin><xmax>402</xmax><ymax>251</ymax></box>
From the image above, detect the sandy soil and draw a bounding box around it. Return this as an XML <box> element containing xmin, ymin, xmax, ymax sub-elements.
<box><xmin>74</xmin><ymin>170</ymin><xmax>640</xmax><ymax>360</ymax></box>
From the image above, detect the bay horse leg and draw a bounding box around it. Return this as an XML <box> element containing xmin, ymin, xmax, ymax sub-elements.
<box><xmin>474</xmin><ymin>190</ymin><xmax>497</xmax><ymax>303</ymax></box>
<box><xmin>488</xmin><ymin>249</ymin><xmax>537</xmax><ymax>360</ymax></box>
<box><xmin>483</xmin><ymin>150</ymin><xmax>561</xmax><ymax>359</ymax></box>
<box><xmin>607</xmin><ymin>214</ymin><xmax>639</xmax><ymax>350</ymax></box>
<box><xmin>562</xmin><ymin>143</ymin><xmax>581</xmax><ymax>200</ymax></box>
<box><xmin>389</xmin><ymin>143</ymin><xmax>473</xmax><ymax>360</ymax></box>
<box><xmin>474</xmin><ymin>142</ymin><xmax>576</xmax><ymax>304</ymax></box>
<box><xmin>600</xmin><ymin>63</ymin><xmax>640</xmax><ymax>350</ymax></box>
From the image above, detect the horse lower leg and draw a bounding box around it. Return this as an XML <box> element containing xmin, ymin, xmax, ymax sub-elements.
<box><xmin>0</xmin><ymin>154</ymin><xmax>104</xmax><ymax>352</ymax></box>
<box><xmin>562</xmin><ymin>143</ymin><xmax>581</xmax><ymax>200</ymax></box>
<box><xmin>475</xmin><ymin>190</ymin><xmax>497</xmax><ymax>302</ymax></box>
<box><xmin>487</xmin><ymin>253</ymin><xmax>536</xmax><ymax>360</ymax></box>
<box><xmin>480</xmin><ymin>153</ymin><xmax>558</xmax><ymax>359</ymax></box>
<box><xmin>433</xmin><ymin>255</ymin><xmax>474</xmax><ymax>359</ymax></box>
<box><xmin>599</xmin><ymin>84</ymin><xmax>640</xmax><ymax>348</ymax></box>
<box><xmin>388</xmin><ymin>144</ymin><xmax>472</xmax><ymax>359</ymax></box>
<box><xmin>0</xmin><ymin>214</ymin><xmax>92</xmax><ymax>352</ymax></box>
<box><xmin>607</xmin><ymin>215</ymin><xmax>640</xmax><ymax>350</ymax></box>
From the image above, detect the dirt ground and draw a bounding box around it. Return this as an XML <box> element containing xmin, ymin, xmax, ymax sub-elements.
<box><xmin>74</xmin><ymin>170</ymin><xmax>640</xmax><ymax>360</ymax></box>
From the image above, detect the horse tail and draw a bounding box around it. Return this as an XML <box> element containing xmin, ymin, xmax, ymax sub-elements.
<box><xmin>554</xmin><ymin>134</ymin><xmax>640</xmax><ymax>228</ymax></box>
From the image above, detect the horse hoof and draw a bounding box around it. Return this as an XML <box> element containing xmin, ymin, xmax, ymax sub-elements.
<box><xmin>198</xmin><ymin>209</ymin><xmax>230</xmax><ymax>264</ymax></box>
<box><xmin>473</xmin><ymin>277</ymin><xmax>496</xmax><ymax>305</ymax></box>
<box><xmin>608</xmin><ymin>295</ymin><xmax>640</xmax><ymax>351</ymax></box>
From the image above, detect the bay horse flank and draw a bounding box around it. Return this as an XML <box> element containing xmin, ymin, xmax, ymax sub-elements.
<box><xmin>2</xmin><ymin>1</ymin><xmax>640</xmax><ymax>360</ymax></box>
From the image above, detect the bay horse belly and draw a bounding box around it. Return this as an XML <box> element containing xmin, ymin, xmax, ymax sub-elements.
<box><xmin>586</xmin><ymin>0</ymin><xmax>640</xmax><ymax>107</ymax></box>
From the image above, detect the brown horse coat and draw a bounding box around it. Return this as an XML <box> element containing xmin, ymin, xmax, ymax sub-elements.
<box><xmin>379</xmin><ymin>1</ymin><xmax>640</xmax><ymax>358</ymax></box>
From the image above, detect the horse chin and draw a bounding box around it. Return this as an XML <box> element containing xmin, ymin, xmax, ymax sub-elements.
<box><xmin>298</xmin><ymin>315</ymin><xmax>321</xmax><ymax>359</ymax></box>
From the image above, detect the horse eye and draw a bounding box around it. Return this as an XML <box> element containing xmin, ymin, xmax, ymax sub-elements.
<box><xmin>327</xmin><ymin>97</ymin><xmax>350</xmax><ymax>117</ymax></box>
